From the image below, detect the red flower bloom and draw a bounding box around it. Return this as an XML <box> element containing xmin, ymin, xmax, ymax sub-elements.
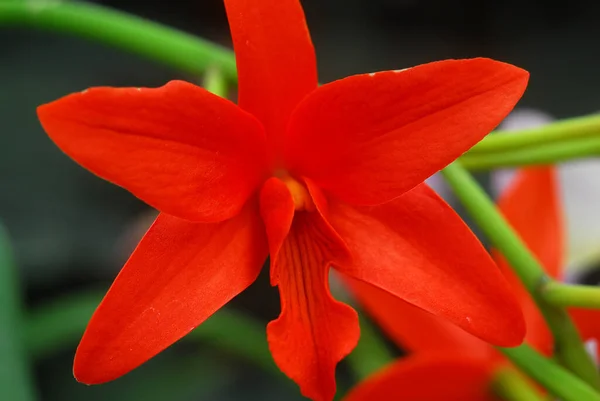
<box><xmin>37</xmin><ymin>0</ymin><xmax>529</xmax><ymax>400</ymax></box>
<box><xmin>343</xmin><ymin>167</ymin><xmax>600</xmax><ymax>401</ymax></box>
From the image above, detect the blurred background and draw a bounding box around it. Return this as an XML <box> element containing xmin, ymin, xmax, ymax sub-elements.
<box><xmin>1</xmin><ymin>0</ymin><xmax>600</xmax><ymax>400</ymax></box>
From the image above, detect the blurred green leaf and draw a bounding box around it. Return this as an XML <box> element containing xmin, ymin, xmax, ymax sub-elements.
<box><xmin>187</xmin><ymin>308</ymin><xmax>279</xmax><ymax>375</ymax></box>
<box><xmin>24</xmin><ymin>289</ymin><xmax>102</xmax><ymax>360</ymax></box>
<box><xmin>345</xmin><ymin>315</ymin><xmax>394</xmax><ymax>380</ymax></box>
<box><xmin>24</xmin><ymin>289</ymin><xmax>280</xmax><ymax>375</ymax></box>
<box><xmin>42</xmin><ymin>348</ymin><xmax>233</xmax><ymax>401</ymax></box>
<box><xmin>0</xmin><ymin>222</ymin><xmax>37</xmax><ymax>400</ymax></box>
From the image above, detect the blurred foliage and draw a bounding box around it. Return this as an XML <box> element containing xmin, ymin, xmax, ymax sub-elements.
<box><xmin>0</xmin><ymin>223</ymin><xmax>36</xmax><ymax>400</ymax></box>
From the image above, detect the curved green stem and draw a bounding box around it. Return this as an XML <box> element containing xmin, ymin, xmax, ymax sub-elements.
<box><xmin>542</xmin><ymin>282</ymin><xmax>600</xmax><ymax>309</ymax></box>
<box><xmin>491</xmin><ymin>366</ymin><xmax>547</xmax><ymax>401</ymax></box>
<box><xmin>441</xmin><ymin>163</ymin><xmax>600</xmax><ymax>390</ymax></box>
<box><xmin>23</xmin><ymin>289</ymin><xmax>278</xmax><ymax>375</ymax></box>
<box><xmin>470</xmin><ymin>114</ymin><xmax>600</xmax><ymax>154</ymax></box>
<box><xmin>0</xmin><ymin>223</ymin><xmax>36</xmax><ymax>401</ymax></box>
<box><xmin>498</xmin><ymin>345</ymin><xmax>600</xmax><ymax>401</ymax></box>
<box><xmin>204</xmin><ymin>66</ymin><xmax>228</xmax><ymax>98</ymax></box>
<box><xmin>460</xmin><ymin>136</ymin><xmax>600</xmax><ymax>171</ymax></box>
<box><xmin>0</xmin><ymin>1</ymin><xmax>237</xmax><ymax>80</ymax></box>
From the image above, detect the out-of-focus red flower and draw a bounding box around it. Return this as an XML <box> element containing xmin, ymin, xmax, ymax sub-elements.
<box><xmin>493</xmin><ymin>108</ymin><xmax>600</xmax><ymax>276</ymax></box>
<box><xmin>36</xmin><ymin>0</ymin><xmax>529</xmax><ymax>399</ymax></box>
<box><xmin>344</xmin><ymin>167</ymin><xmax>600</xmax><ymax>401</ymax></box>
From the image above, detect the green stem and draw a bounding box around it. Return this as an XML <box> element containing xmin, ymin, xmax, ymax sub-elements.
<box><xmin>203</xmin><ymin>66</ymin><xmax>228</xmax><ymax>98</ymax></box>
<box><xmin>541</xmin><ymin>282</ymin><xmax>600</xmax><ymax>309</ymax></box>
<box><xmin>460</xmin><ymin>136</ymin><xmax>600</xmax><ymax>171</ymax></box>
<box><xmin>0</xmin><ymin>223</ymin><xmax>37</xmax><ymax>401</ymax></box>
<box><xmin>491</xmin><ymin>366</ymin><xmax>547</xmax><ymax>401</ymax></box>
<box><xmin>0</xmin><ymin>1</ymin><xmax>237</xmax><ymax>80</ymax></box>
<box><xmin>441</xmin><ymin>163</ymin><xmax>600</xmax><ymax>390</ymax></box>
<box><xmin>498</xmin><ymin>345</ymin><xmax>600</xmax><ymax>401</ymax></box>
<box><xmin>469</xmin><ymin>114</ymin><xmax>600</xmax><ymax>154</ymax></box>
<box><xmin>345</xmin><ymin>316</ymin><xmax>396</xmax><ymax>380</ymax></box>
<box><xmin>23</xmin><ymin>289</ymin><xmax>278</xmax><ymax>375</ymax></box>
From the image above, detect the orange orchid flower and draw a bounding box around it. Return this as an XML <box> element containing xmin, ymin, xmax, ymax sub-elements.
<box><xmin>37</xmin><ymin>0</ymin><xmax>529</xmax><ymax>400</ymax></box>
<box><xmin>343</xmin><ymin>167</ymin><xmax>600</xmax><ymax>401</ymax></box>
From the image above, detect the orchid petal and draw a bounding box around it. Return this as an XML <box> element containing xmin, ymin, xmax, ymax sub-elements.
<box><xmin>38</xmin><ymin>80</ymin><xmax>268</xmax><ymax>223</ymax></box>
<box><xmin>496</xmin><ymin>167</ymin><xmax>563</xmax><ymax>278</ymax></box>
<box><xmin>74</xmin><ymin>205</ymin><xmax>268</xmax><ymax>383</ymax></box>
<box><xmin>224</xmin><ymin>0</ymin><xmax>317</xmax><ymax>156</ymax></box>
<box><xmin>260</xmin><ymin>180</ymin><xmax>359</xmax><ymax>401</ymax></box>
<box><xmin>286</xmin><ymin>58</ymin><xmax>528</xmax><ymax>205</ymax></box>
<box><xmin>494</xmin><ymin>168</ymin><xmax>561</xmax><ymax>354</ymax></box>
<box><xmin>259</xmin><ymin>177</ymin><xmax>295</xmax><ymax>285</ymax></box>
<box><xmin>342</xmin><ymin>354</ymin><xmax>496</xmax><ymax>401</ymax></box>
<box><xmin>342</xmin><ymin>275</ymin><xmax>493</xmax><ymax>360</ymax></box>
<box><xmin>328</xmin><ymin>183</ymin><xmax>525</xmax><ymax>346</ymax></box>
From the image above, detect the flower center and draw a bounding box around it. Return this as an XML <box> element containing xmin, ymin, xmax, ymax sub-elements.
<box><xmin>277</xmin><ymin>172</ymin><xmax>315</xmax><ymax>212</ymax></box>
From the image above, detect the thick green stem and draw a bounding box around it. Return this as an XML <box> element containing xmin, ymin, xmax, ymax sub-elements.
<box><xmin>542</xmin><ymin>282</ymin><xmax>600</xmax><ymax>309</ymax></box>
<box><xmin>441</xmin><ymin>163</ymin><xmax>600</xmax><ymax>390</ymax></box>
<box><xmin>491</xmin><ymin>366</ymin><xmax>548</xmax><ymax>401</ymax></box>
<box><xmin>469</xmin><ymin>114</ymin><xmax>600</xmax><ymax>154</ymax></box>
<box><xmin>498</xmin><ymin>345</ymin><xmax>600</xmax><ymax>401</ymax></box>
<box><xmin>0</xmin><ymin>223</ymin><xmax>37</xmax><ymax>401</ymax></box>
<box><xmin>0</xmin><ymin>1</ymin><xmax>237</xmax><ymax>80</ymax></box>
<box><xmin>460</xmin><ymin>136</ymin><xmax>600</xmax><ymax>171</ymax></box>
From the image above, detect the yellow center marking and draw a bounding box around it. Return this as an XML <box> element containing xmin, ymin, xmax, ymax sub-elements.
<box><xmin>277</xmin><ymin>172</ymin><xmax>315</xmax><ymax>212</ymax></box>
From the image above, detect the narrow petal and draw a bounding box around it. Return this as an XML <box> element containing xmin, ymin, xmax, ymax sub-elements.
<box><xmin>259</xmin><ymin>177</ymin><xmax>295</xmax><ymax>284</ymax></box>
<box><xmin>343</xmin><ymin>354</ymin><xmax>497</xmax><ymax>401</ymax></box>
<box><xmin>38</xmin><ymin>80</ymin><xmax>268</xmax><ymax>222</ymax></box>
<box><xmin>286</xmin><ymin>58</ymin><xmax>528</xmax><ymax>205</ymax></box>
<box><xmin>496</xmin><ymin>167</ymin><xmax>563</xmax><ymax>278</ymax></box>
<box><xmin>328</xmin><ymin>184</ymin><xmax>525</xmax><ymax>346</ymax></box>
<box><xmin>224</xmin><ymin>0</ymin><xmax>317</xmax><ymax>156</ymax></box>
<box><xmin>74</xmin><ymin>205</ymin><xmax>268</xmax><ymax>384</ymax></box>
<box><xmin>260</xmin><ymin>181</ymin><xmax>359</xmax><ymax>401</ymax></box>
<box><xmin>342</xmin><ymin>275</ymin><xmax>493</xmax><ymax>360</ymax></box>
<box><xmin>494</xmin><ymin>167</ymin><xmax>561</xmax><ymax>354</ymax></box>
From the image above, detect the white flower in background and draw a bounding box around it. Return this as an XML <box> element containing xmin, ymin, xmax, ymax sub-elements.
<box><xmin>492</xmin><ymin>109</ymin><xmax>600</xmax><ymax>280</ymax></box>
<box><xmin>425</xmin><ymin>172</ymin><xmax>451</xmax><ymax>200</ymax></box>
